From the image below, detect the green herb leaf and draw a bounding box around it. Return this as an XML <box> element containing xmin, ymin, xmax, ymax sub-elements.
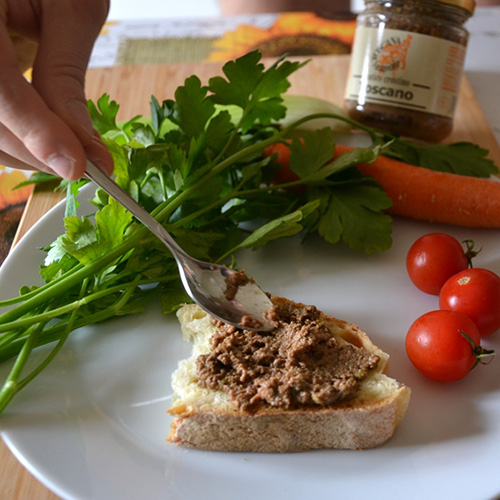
<box><xmin>65</xmin><ymin>180</ymin><xmax>86</xmax><ymax>218</ymax></box>
<box><xmin>385</xmin><ymin>139</ymin><xmax>499</xmax><ymax>177</ymax></box>
<box><xmin>175</xmin><ymin>75</ymin><xmax>215</xmax><ymax>138</ymax></box>
<box><xmin>208</xmin><ymin>51</ymin><xmax>267</xmax><ymax>109</ymax></box>
<box><xmin>289</xmin><ymin>128</ymin><xmax>336</xmax><ymax>178</ymax></box>
<box><xmin>240</xmin><ymin>200</ymin><xmax>320</xmax><ymax>251</ymax></box>
<box><xmin>316</xmin><ymin>182</ymin><xmax>393</xmax><ymax>254</ymax></box>
<box><xmin>87</xmin><ymin>94</ymin><xmax>120</xmax><ymax>135</ymax></box>
<box><xmin>62</xmin><ymin>199</ymin><xmax>133</xmax><ymax>264</ymax></box>
<box><xmin>13</xmin><ymin>171</ymin><xmax>58</xmax><ymax>188</ymax></box>
<box><xmin>208</xmin><ymin>51</ymin><xmax>306</xmax><ymax>132</ymax></box>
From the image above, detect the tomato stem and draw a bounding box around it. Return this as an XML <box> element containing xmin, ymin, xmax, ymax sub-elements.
<box><xmin>459</xmin><ymin>330</ymin><xmax>495</xmax><ymax>369</ymax></box>
<box><xmin>462</xmin><ymin>239</ymin><xmax>482</xmax><ymax>268</ymax></box>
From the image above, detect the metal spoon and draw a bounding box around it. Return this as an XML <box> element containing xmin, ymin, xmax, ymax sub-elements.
<box><xmin>85</xmin><ymin>160</ymin><xmax>274</xmax><ymax>331</ymax></box>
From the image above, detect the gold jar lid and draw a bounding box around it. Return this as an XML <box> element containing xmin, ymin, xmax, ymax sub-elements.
<box><xmin>437</xmin><ymin>0</ymin><xmax>476</xmax><ymax>14</ymax></box>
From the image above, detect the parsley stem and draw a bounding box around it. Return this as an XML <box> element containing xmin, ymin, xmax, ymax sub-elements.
<box><xmin>0</xmin><ymin>277</ymin><xmax>145</xmax><ymax>415</ymax></box>
<box><xmin>0</xmin><ymin>263</ymin><xmax>85</xmax><ymax>307</ymax></box>
<box><xmin>0</xmin><ymin>270</ymin><xmax>167</xmax><ymax>334</ymax></box>
<box><xmin>0</xmin><ymin>231</ymin><xmax>142</xmax><ymax>327</ymax></box>
<box><xmin>0</xmin><ymin>275</ymin><xmax>176</xmax><ymax>363</ymax></box>
<box><xmin>13</xmin><ymin>279</ymin><xmax>90</xmax><ymax>394</ymax></box>
<box><xmin>279</xmin><ymin>112</ymin><xmax>380</xmax><ymax>142</ymax></box>
<box><xmin>0</xmin><ymin>321</ymin><xmax>46</xmax><ymax>414</ymax></box>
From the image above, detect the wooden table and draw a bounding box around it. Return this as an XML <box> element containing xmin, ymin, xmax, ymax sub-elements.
<box><xmin>2</xmin><ymin>55</ymin><xmax>500</xmax><ymax>499</ymax></box>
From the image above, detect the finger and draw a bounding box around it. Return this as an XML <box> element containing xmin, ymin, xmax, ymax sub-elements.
<box><xmin>0</xmin><ymin>122</ymin><xmax>114</xmax><ymax>176</ymax></box>
<box><xmin>0</xmin><ymin>118</ymin><xmax>114</xmax><ymax>177</ymax></box>
<box><xmin>0</xmin><ymin>28</ymin><xmax>86</xmax><ymax>180</ymax></box>
<box><xmin>0</xmin><ymin>133</ymin><xmax>115</xmax><ymax>177</ymax></box>
<box><xmin>32</xmin><ymin>0</ymin><xmax>110</xmax><ymax>147</ymax></box>
<box><xmin>86</xmin><ymin>130</ymin><xmax>114</xmax><ymax>176</ymax></box>
<box><xmin>0</xmin><ymin>151</ymin><xmax>41</xmax><ymax>173</ymax></box>
<box><xmin>0</xmin><ymin>121</ymin><xmax>49</xmax><ymax>172</ymax></box>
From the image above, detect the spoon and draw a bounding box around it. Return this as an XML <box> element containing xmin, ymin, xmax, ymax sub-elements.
<box><xmin>85</xmin><ymin>160</ymin><xmax>274</xmax><ymax>331</ymax></box>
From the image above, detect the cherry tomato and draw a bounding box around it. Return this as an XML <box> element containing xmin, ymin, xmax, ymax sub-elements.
<box><xmin>405</xmin><ymin>310</ymin><xmax>483</xmax><ymax>382</ymax></box>
<box><xmin>406</xmin><ymin>233</ymin><xmax>469</xmax><ymax>295</ymax></box>
<box><xmin>439</xmin><ymin>268</ymin><xmax>500</xmax><ymax>337</ymax></box>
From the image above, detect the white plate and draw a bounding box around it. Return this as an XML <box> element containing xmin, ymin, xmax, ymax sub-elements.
<box><xmin>2</xmin><ymin>183</ymin><xmax>500</xmax><ymax>500</ymax></box>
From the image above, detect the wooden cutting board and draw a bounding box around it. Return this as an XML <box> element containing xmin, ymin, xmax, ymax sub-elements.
<box><xmin>2</xmin><ymin>54</ymin><xmax>500</xmax><ymax>500</ymax></box>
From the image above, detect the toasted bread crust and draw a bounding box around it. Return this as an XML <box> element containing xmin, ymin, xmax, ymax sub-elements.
<box><xmin>168</xmin><ymin>299</ymin><xmax>410</xmax><ymax>452</ymax></box>
<box><xmin>169</xmin><ymin>390</ymin><xmax>409</xmax><ymax>452</ymax></box>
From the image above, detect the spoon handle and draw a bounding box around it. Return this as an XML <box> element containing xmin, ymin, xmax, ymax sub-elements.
<box><xmin>85</xmin><ymin>160</ymin><xmax>187</xmax><ymax>260</ymax></box>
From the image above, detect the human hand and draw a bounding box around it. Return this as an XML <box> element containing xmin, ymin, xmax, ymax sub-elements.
<box><xmin>0</xmin><ymin>0</ymin><xmax>113</xmax><ymax>180</ymax></box>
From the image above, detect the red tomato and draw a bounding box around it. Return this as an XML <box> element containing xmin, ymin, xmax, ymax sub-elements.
<box><xmin>439</xmin><ymin>268</ymin><xmax>500</xmax><ymax>337</ymax></box>
<box><xmin>405</xmin><ymin>310</ymin><xmax>482</xmax><ymax>382</ymax></box>
<box><xmin>406</xmin><ymin>233</ymin><xmax>469</xmax><ymax>295</ymax></box>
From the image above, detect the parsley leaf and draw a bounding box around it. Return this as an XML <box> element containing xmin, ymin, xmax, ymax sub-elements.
<box><xmin>315</xmin><ymin>181</ymin><xmax>393</xmax><ymax>254</ymax></box>
<box><xmin>62</xmin><ymin>199</ymin><xmax>133</xmax><ymax>264</ymax></box>
<box><xmin>87</xmin><ymin>94</ymin><xmax>119</xmax><ymax>135</ymax></box>
<box><xmin>288</xmin><ymin>129</ymin><xmax>387</xmax><ymax>181</ymax></box>
<box><xmin>208</xmin><ymin>51</ymin><xmax>306</xmax><ymax>132</ymax></box>
<box><xmin>240</xmin><ymin>200</ymin><xmax>320</xmax><ymax>251</ymax></box>
<box><xmin>289</xmin><ymin>128</ymin><xmax>336</xmax><ymax>178</ymax></box>
<box><xmin>41</xmin><ymin>236</ymin><xmax>79</xmax><ymax>282</ymax></box>
<box><xmin>385</xmin><ymin>138</ymin><xmax>499</xmax><ymax>178</ymax></box>
<box><xmin>175</xmin><ymin>75</ymin><xmax>215</xmax><ymax>138</ymax></box>
<box><xmin>160</xmin><ymin>281</ymin><xmax>192</xmax><ymax>314</ymax></box>
<box><xmin>65</xmin><ymin>180</ymin><xmax>86</xmax><ymax>218</ymax></box>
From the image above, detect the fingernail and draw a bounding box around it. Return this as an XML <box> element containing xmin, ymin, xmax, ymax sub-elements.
<box><xmin>90</xmin><ymin>136</ymin><xmax>115</xmax><ymax>176</ymax></box>
<box><xmin>46</xmin><ymin>153</ymin><xmax>76</xmax><ymax>179</ymax></box>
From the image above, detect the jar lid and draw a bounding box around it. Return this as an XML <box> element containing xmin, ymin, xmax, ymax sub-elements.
<box><xmin>438</xmin><ymin>0</ymin><xmax>476</xmax><ymax>14</ymax></box>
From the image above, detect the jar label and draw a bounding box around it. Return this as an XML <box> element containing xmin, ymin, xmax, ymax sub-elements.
<box><xmin>345</xmin><ymin>26</ymin><xmax>466</xmax><ymax>118</ymax></box>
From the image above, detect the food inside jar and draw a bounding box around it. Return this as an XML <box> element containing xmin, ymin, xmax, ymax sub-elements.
<box><xmin>344</xmin><ymin>100</ymin><xmax>453</xmax><ymax>143</ymax></box>
<box><xmin>344</xmin><ymin>0</ymin><xmax>472</xmax><ymax>142</ymax></box>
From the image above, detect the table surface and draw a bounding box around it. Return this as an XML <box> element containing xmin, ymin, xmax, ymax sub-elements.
<box><xmin>1</xmin><ymin>5</ymin><xmax>500</xmax><ymax>500</ymax></box>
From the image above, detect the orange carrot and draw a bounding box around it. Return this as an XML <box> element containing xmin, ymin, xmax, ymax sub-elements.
<box><xmin>265</xmin><ymin>142</ymin><xmax>500</xmax><ymax>228</ymax></box>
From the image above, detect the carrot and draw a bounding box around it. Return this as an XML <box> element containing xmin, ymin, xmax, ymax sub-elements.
<box><xmin>265</xmin><ymin>142</ymin><xmax>500</xmax><ymax>228</ymax></box>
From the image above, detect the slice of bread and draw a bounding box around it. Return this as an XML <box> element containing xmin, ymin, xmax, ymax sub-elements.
<box><xmin>168</xmin><ymin>297</ymin><xmax>410</xmax><ymax>452</ymax></box>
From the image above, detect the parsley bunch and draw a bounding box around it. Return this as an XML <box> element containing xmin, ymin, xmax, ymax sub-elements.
<box><xmin>0</xmin><ymin>51</ymin><xmax>496</xmax><ymax>414</ymax></box>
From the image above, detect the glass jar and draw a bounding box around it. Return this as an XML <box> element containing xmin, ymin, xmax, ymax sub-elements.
<box><xmin>344</xmin><ymin>0</ymin><xmax>475</xmax><ymax>142</ymax></box>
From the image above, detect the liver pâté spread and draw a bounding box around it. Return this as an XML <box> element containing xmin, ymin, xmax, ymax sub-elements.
<box><xmin>196</xmin><ymin>298</ymin><xmax>380</xmax><ymax>412</ymax></box>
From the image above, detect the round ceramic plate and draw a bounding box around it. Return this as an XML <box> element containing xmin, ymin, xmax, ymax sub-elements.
<box><xmin>1</xmin><ymin>183</ymin><xmax>500</xmax><ymax>500</ymax></box>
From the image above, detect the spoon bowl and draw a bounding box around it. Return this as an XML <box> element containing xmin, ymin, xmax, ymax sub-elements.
<box><xmin>85</xmin><ymin>160</ymin><xmax>274</xmax><ymax>331</ymax></box>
